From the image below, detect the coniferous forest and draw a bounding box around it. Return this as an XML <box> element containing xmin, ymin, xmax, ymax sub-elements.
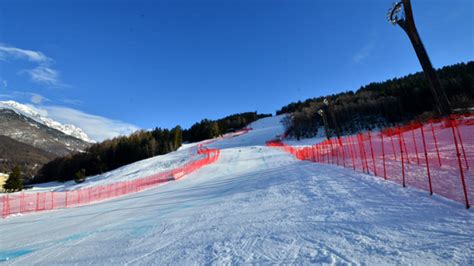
<box><xmin>34</xmin><ymin>127</ymin><xmax>183</xmax><ymax>183</ymax></box>
<box><xmin>278</xmin><ymin>61</ymin><xmax>474</xmax><ymax>139</ymax></box>
<box><xmin>183</xmin><ymin>112</ymin><xmax>271</xmax><ymax>143</ymax></box>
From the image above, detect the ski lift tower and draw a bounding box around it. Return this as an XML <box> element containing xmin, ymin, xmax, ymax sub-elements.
<box><xmin>388</xmin><ymin>0</ymin><xmax>450</xmax><ymax>115</ymax></box>
<box><xmin>318</xmin><ymin>109</ymin><xmax>331</xmax><ymax>140</ymax></box>
<box><xmin>324</xmin><ymin>98</ymin><xmax>341</xmax><ymax>138</ymax></box>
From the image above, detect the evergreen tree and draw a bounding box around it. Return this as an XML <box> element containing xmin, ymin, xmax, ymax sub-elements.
<box><xmin>4</xmin><ymin>166</ymin><xmax>23</xmax><ymax>192</ymax></box>
<box><xmin>171</xmin><ymin>126</ymin><xmax>183</xmax><ymax>149</ymax></box>
<box><xmin>209</xmin><ymin>122</ymin><xmax>220</xmax><ymax>138</ymax></box>
<box><xmin>74</xmin><ymin>168</ymin><xmax>86</xmax><ymax>183</ymax></box>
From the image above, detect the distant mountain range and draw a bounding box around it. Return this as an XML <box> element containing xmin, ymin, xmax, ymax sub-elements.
<box><xmin>0</xmin><ymin>101</ymin><xmax>93</xmax><ymax>176</ymax></box>
<box><xmin>0</xmin><ymin>101</ymin><xmax>93</xmax><ymax>142</ymax></box>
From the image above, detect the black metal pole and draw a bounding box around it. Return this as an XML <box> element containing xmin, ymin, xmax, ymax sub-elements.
<box><xmin>318</xmin><ymin>109</ymin><xmax>331</xmax><ymax>140</ymax></box>
<box><xmin>391</xmin><ymin>0</ymin><xmax>451</xmax><ymax>115</ymax></box>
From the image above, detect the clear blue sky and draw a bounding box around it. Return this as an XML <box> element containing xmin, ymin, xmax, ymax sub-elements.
<box><xmin>0</xmin><ymin>0</ymin><xmax>473</xmax><ymax>140</ymax></box>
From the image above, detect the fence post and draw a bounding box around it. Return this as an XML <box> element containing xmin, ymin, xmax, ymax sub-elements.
<box><xmin>43</xmin><ymin>192</ymin><xmax>46</xmax><ymax>210</ymax></box>
<box><xmin>453</xmin><ymin>117</ymin><xmax>469</xmax><ymax>170</ymax></box>
<box><xmin>411</xmin><ymin>124</ymin><xmax>420</xmax><ymax>165</ymax></box>
<box><xmin>36</xmin><ymin>193</ymin><xmax>39</xmax><ymax>211</ymax></box>
<box><xmin>2</xmin><ymin>195</ymin><xmax>10</xmax><ymax>218</ymax></box>
<box><xmin>354</xmin><ymin>135</ymin><xmax>361</xmax><ymax>171</ymax></box>
<box><xmin>329</xmin><ymin>139</ymin><xmax>334</xmax><ymax>165</ymax></box>
<box><xmin>41</xmin><ymin>193</ymin><xmax>45</xmax><ymax>210</ymax></box>
<box><xmin>20</xmin><ymin>191</ymin><xmax>25</xmax><ymax>213</ymax></box>
<box><xmin>348</xmin><ymin>136</ymin><xmax>356</xmax><ymax>170</ymax></box>
<box><xmin>389</xmin><ymin>130</ymin><xmax>397</xmax><ymax>161</ymax></box>
<box><xmin>430</xmin><ymin>120</ymin><xmax>442</xmax><ymax>167</ymax></box>
<box><xmin>420</xmin><ymin>124</ymin><xmax>433</xmax><ymax>195</ymax></box>
<box><xmin>313</xmin><ymin>145</ymin><xmax>317</xmax><ymax>162</ymax></box>
<box><xmin>322</xmin><ymin>143</ymin><xmax>326</xmax><ymax>163</ymax></box>
<box><xmin>335</xmin><ymin>139</ymin><xmax>340</xmax><ymax>166</ymax></box>
<box><xmin>314</xmin><ymin>146</ymin><xmax>317</xmax><ymax>162</ymax></box>
<box><xmin>311</xmin><ymin>145</ymin><xmax>318</xmax><ymax>162</ymax></box>
<box><xmin>339</xmin><ymin>137</ymin><xmax>346</xmax><ymax>167</ymax></box>
<box><xmin>360</xmin><ymin>134</ymin><xmax>369</xmax><ymax>174</ymax></box>
<box><xmin>368</xmin><ymin>130</ymin><xmax>377</xmax><ymax>176</ymax></box>
<box><xmin>381</xmin><ymin>133</ymin><xmax>387</xmax><ymax>180</ymax></box>
<box><xmin>401</xmin><ymin>131</ymin><xmax>410</xmax><ymax>165</ymax></box>
<box><xmin>355</xmin><ymin>135</ymin><xmax>362</xmax><ymax>171</ymax></box>
<box><xmin>398</xmin><ymin>127</ymin><xmax>406</xmax><ymax>187</ymax></box>
<box><xmin>356</xmin><ymin>135</ymin><xmax>364</xmax><ymax>172</ymax></box>
<box><xmin>329</xmin><ymin>139</ymin><xmax>335</xmax><ymax>164</ymax></box>
<box><xmin>326</xmin><ymin>142</ymin><xmax>330</xmax><ymax>164</ymax></box>
<box><xmin>364</xmin><ymin>134</ymin><xmax>370</xmax><ymax>173</ymax></box>
<box><xmin>316</xmin><ymin>145</ymin><xmax>320</xmax><ymax>162</ymax></box>
<box><xmin>449</xmin><ymin>116</ymin><xmax>470</xmax><ymax>209</ymax></box>
<box><xmin>357</xmin><ymin>133</ymin><xmax>366</xmax><ymax>172</ymax></box>
<box><xmin>319</xmin><ymin>144</ymin><xmax>323</xmax><ymax>163</ymax></box>
<box><xmin>322</xmin><ymin>142</ymin><xmax>326</xmax><ymax>164</ymax></box>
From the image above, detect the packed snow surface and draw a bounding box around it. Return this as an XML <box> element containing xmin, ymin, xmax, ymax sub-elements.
<box><xmin>1</xmin><ymin>115</ymin><xmax>473</xmax><ymax>264</ymax></box>
<box><xmin>0</xmin><ymin>100</ymin><xmax>93</xmax><ymax>143</ymax></box>
<box><xmin>30</xmin><ymin>144</ymin><xmax>201</xmax><ymax>192</ymax></box>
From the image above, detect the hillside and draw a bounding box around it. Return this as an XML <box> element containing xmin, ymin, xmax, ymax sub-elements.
<box><xmin>0</xmin><ymin>108</ymin><xmax>91</xmax><ymax>156</ymax></box>
<box><xmin>0</xmin><ymin>102</ymin><xmax>94</xmax><ymax>176</ymax></box>
<box><xmin>0</xmin><ymin>135</ymin><xmax>56</xmax><ymax>176</ymax></box>
<box><xmin>1</xmin><ymin>116</ymin><xmax>473</xmax><ymax>264</ymax></box>
<box><xmin>278</xmin><ymin>61</ymin><xmax>474</xmax><ymax>139</ymax></box>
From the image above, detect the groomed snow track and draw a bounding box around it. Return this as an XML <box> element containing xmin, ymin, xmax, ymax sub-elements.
<box><xmin>1</xmin><ymin>115</ymin><xmax>473</xmax><ymax>264</ymax></box>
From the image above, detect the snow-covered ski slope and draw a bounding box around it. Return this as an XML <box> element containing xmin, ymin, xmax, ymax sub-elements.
<box><xmin>29</xmin><ymin>144</ymin><xmax>202</xmax><ymax>192</ymax></box>
<box><xmin>1</xmin><ymin>115</ymin><xmax>473</xmax><ymax>264</ymax></box>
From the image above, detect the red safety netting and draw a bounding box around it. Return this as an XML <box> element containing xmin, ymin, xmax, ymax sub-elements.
<box><xmin>267</xmin><ymin>115</ymin><xmax>473</xmax><ymax>208</ymax></box>
<box><xmin>1</xmin><ymin>147</ymin><xmax>220</xmax><ymax>218</ymax></box>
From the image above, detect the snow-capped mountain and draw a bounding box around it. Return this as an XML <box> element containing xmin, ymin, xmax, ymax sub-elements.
<box><xmin>0</xmin><ymin>107</ymin><xmax>91</xmax><ymax>155</ymax></box>
<box><xmin>0</xmin><ymin>101</ymin><xmax>95</xmax><ymax>175</ymax></box>
<box><xmin>0</xmin><ymin>100</ymin><xmax>94</xmax><ymax>143</ymax></box>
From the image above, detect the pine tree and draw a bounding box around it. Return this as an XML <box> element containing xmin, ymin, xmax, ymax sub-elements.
<box><xmin>209</xmin><ymin>122</ymin><xmax>220</xmax><ymax>138</ymax></box>
<box><xmin>172</xmin><ymin>126</ymin><xmax>183</xmax><ymax>149</ymax></box>
<box><xmin>74</xmin><ymin>168</ymin><xmax>86</xmax><ymax>183</ymax></box>
<box><xmin>4</xmin><ymin>166</ymin><xmax>23</xmax><ymax>192</ymax></box>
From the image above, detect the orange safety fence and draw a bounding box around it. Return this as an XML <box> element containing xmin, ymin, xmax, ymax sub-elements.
<box><xmin>1</xmin><ymin>147</ymin><xmax>220</xmax><ymax>218</ymax></box>
<box><xmin>267</xmin><ymin>114</ymin><xmax>473</xmax><ymax>208</ymax></box>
